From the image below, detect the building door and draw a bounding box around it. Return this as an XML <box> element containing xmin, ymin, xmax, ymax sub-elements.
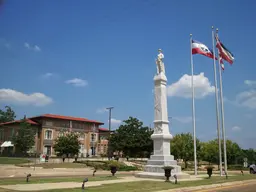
<box><xmin>91</xmin><ymin>147</ymin><xmax>95</xmax><ymax>156</ymax></box>
<box><xmin>44</xmin><ymin>145</ymin><xmax>51</xmax><ymax>156</ymax></box>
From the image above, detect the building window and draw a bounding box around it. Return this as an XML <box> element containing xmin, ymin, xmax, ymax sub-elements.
<box><xmin>80</xmin><ymin>144</ymin><xmax>84</xmax><ymax>152</ymax></box>
<box><xmin>45</xmin><ymin>130</ymin><xmax>53</xmax><ymax>140</ymax></box>
<box><xmin>11</xmin><ymin>128</ymin><xmax>15</xmax><ymax>136</ymax></box>
<box><xmin>91</xmin><ymin>133</ymin><xmax>96</xmax><ymax>142</ymax></box>
<box><xmin>8</xmin><ymin>128</ymin><xmax>15</xmax><ymax>140</ymax></box>
<box><xmin>0</xmin><ymin>129</ymin><xmax>4</xmax><ymax>141</ymax></box>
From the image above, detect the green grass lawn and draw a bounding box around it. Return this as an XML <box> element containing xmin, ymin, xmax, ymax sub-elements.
<box><xmin>18</xmin><ymin>162</ymin><xmax>88</xmax><ymax>169</ymax></box>
<box><xmin>0</xmin><ymin>175</ymin><xmax>120</xmax><ymax>185</ymax></box>
<box><xmin>0</xmin><ymin>157</ymin><xmax>31</xmax><ymax>165</ymax></box>
<box><xmin>44</xmin><ymin>174</ymin><xmax>256</xmax><ymax>192</ymax></box>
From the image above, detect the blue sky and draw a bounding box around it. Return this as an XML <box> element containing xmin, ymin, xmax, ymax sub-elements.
<box><xmin>0</xmin><ymin>0</ymin><xmax>255</xmax><ymax>148</ymax></box>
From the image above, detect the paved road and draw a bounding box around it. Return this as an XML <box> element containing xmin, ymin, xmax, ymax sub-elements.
<box><xmin>194</xmin><ymin>183</ymin><xmax>256</xmax><ymax>192</ymax></box>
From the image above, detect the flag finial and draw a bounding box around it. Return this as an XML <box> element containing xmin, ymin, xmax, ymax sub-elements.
<box><xmin>216</xmin><ymin>28</ymin><xmax>219</xmax><ymax>32</ymax></box>
<box><xmin>190</xmin><ymin>34</ymin><xmax>192</xmax><ymax>37</ymax></box>
<box><xmin>212</xmin><ymin>26</ymin><xmax>214</xmax><ymax>29</ymax></box>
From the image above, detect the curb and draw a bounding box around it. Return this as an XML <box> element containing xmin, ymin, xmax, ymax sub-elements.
<box><xmin>52</xmin><ymin>168</ymin><xmax>67</xmax><ymax>170</ymax></box>
<box><xmin>157</xmin><ymin>179</ymin><xmax>256</xmax><ymax>192</ymax></box>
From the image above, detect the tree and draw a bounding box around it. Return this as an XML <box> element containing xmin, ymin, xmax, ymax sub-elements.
<box><xmin>12</xmin><ymin>119</ymin><xmax>35</xmax><ymax>156</ymax></box>
<box><xmin>200</xmin><ymin>140</ymin><xmax>219</xmax><ymax>165</ymax></box>
<box><xmin>171</xmin><ymin>133</ymin><xmax>201</xmax><ymax>168</ymax></box>
<box><xmin>242</xmin><ymin>148</ymin><xmax>256</xmax><ymax>164</ymax></box>
<box><xmin>225</xmin><ymin>139</ymin><xmax>243</xmax><ymax>164</ymax></box>
<box><xmin>53</xmin><ymin>132</ymin><xmax>80</xmax><ymax>157</ymax></box>
<box><xmin>200</xmin><ymin>139</ymin><xmax>244</xmax><ymax>165</ymax></box>
<box><xmin>109</xmin><ymin>117</ymin><xmax>153</xmax><ymax>158</ymax></box>
<box><xmin>0</xmin><ymin>106</ymin><xmax>16</xmax><ymax>123</ymax></box>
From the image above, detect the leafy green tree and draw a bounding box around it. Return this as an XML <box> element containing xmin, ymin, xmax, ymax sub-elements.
<box><xmin>242</xmin><ymin>148</ymin><xmax>256</xmax><ymax>164</ymax></box>
<box><xmin>200</xmin><ymin>139</ymin><xmax>243</xmax><ymax>165</ymax></box>
<box><xmin>109</xmin><ymin>117</ymin><xmax>153</xmax><ymax>158</ymax></box>
<box><xmin>12</xmin><ymin>119</ymin><xmax>35</xmax><ymax>155</ymax></box>
<box><xmin>0</xmin><ymin>106</ymin><xmax>16</xmax><ymax>123</ymax></box>
<box><xmin>225</xmin><ymin>139</ymin><xmax>243</xmax><ymax>164</ymax></box>
<box><xmin>200</xmin><ymin>140</ymin><xmax>219</xmax><ymax>165</ymax></box>
<box><xmin>54</xmin><ymin>132</ymin><xmax>80</xmax><ymax>157</ymax></box>
<box><xmin>171</xmin><ymin>133</ymin><xmax>201</xmax><ymax>168</ymax></box>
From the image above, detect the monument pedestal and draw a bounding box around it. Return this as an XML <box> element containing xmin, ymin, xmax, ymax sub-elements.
<box><xmin>136</xmin><ymin>72</ymin><xmax>190</xmax><ymax>180</ymax></box>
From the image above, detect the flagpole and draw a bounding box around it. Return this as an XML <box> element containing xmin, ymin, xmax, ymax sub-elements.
<box><xmin>211</xmin><ymin>26</ymin><xmax>222</xmax><ymax>176</ymax></box>
<box><xmin>190</xmin><ymin>34</ymin><xmax>197</xmax><ymax>176</ymax></box>
<box><xmin>216</xmin><ymin>28</ymin><xmax>228</xmax><ymax>176</ymax></box>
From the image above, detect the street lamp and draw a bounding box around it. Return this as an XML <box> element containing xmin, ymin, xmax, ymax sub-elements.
<box><xmin>106</xmin><ymin>107</ymin><xmax>114</xmax><ymax>160</ymax></box>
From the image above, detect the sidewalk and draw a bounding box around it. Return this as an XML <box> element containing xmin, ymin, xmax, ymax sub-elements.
<box><xmin>1</xmin><ymin>175</ymin><xmax>256</xmax><ymax>192</ymax></box>
<box><xmin>156</xmin><ymin>179</ymin><xmax>256</xmax><ymax>192</ymax></box>
<box><xmin>0</xmin><ymin>164</ymin><xmax>139</xmax><ymax>178</ymax></box>
<box><xmin>0</xmin><ymin>176</ymin><xmax>200</xmax><ymax>191</ymax></box>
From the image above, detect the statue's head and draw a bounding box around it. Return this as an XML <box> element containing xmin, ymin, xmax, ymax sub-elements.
<box><xmin>158</xmin><ymin>49</ymin><xmax>162</xmax><ymax>53</ymax></box>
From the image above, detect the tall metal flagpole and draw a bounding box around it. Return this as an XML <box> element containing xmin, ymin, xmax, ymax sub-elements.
<box><xmin>106</xmin><ymin>107</ymin><xmax>114</xmax><ymax>160</ymax></box>
<box><xmin>190</xmin><ymin>34</ymin><xmax>197</xmax><ymax>176</ymax></box>
<box><xmin>211</xmin><ymin>26</ymin><xmax>223</xmax><ymax>176</ymax></box>
<box><xmin>216</xmin><ymin>28</ymin><xmax>228</xmax><ymax>176</ymax></box>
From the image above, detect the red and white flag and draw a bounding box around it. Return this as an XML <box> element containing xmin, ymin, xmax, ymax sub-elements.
<box><xmin>219</xmin><ymin>56</ymin><xmax>225</xmax><ymax>71</ymax></box>
<box><xmin>192</xmin><ymin>40</ymin><xmax>216</xmax><ymax>59</ymax></box>
<box><xmin>215</xmin><ymin>36</ymin><xmax>234</xmax><ymax>65</ymax></box>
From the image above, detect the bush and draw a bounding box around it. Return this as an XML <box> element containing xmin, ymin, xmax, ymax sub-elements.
<box><xmin>74</xmin><ymin>160</ymin><xmax>139</xmax><ymax>171</ymax></box>
<box><xmin>228</xmin><ymin>164</ymin><xmax>247</xmax><ymax>170</ymax></box>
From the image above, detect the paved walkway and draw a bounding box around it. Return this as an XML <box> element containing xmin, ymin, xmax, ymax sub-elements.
<box><xmin>0</xmin><ymin>165</ymin><xmax>139</xmax><ymax>178</ymax></box>
<box><xmin>156</xmin><ymin>179</ymin><xmax>256</xmax><ymax>192</ymax></box>
<box><xmin>0</xmin><ymin>176</ymin><xmax>200</xmax><ymax>191</ymax></box>
<box><xmin>1</xmin><ymin>175</ymin><xmax>256</xmax><ymax>192</ymax></box>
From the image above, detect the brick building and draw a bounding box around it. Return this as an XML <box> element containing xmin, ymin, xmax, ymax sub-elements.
<box><xmin>0</xmin><ymin>114</ymin><xmax>110</xmax><ymax>157</ymax></box>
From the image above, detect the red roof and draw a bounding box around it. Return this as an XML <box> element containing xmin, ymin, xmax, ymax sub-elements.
<box><xmin>0</xmin><ymin>119</ymin><xmax>38</xmax><ymax>126</ymax></box>
<box><xmin>30</xmin><ymin>114</ymin><xmax>104</xmax><ymax>125</ymax></box>
<box><xmin>98</xmin><ymin>127</ymin><xmax>115</xmax><ymax>132</ymax></box>
<box><xmin>99</xmin><ymin>127</ymin><xmax>109</xmax><ymax>131</ymax></box>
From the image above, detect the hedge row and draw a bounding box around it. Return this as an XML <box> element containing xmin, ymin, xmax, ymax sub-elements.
<box><xmin>74</xmin><ymin>160</ymin><xmax>139</xmax><ymax>171</ymax></box>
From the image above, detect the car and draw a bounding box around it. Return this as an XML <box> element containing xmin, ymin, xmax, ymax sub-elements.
<box><xmin>249</xmin><ymin>164</ymin><xmax>256</xmax><ymax>174</ymax></box>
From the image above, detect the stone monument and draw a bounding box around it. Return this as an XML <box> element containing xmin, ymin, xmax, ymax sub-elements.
<box><xmin>136</xmin><ymin>49</ymin><xmax>190</xmax><ymax>179</ymax></box>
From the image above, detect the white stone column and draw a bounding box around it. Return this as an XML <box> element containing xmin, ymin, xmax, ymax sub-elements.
<box><xmin>151</xmin><ymin>72</ymin><xmax>172</xmax><ymax>157</ymax></box>
<box><xmin>135</xmin><ymin>51</ymin><xmax>190</xmax><ymax>180</ymax></box>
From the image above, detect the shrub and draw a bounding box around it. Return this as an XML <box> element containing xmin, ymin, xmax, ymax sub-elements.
<box><xmin>228</xmin><ymin>164</ymin><xmax>247</xmax><ymax>170</ymax></box>
<box><xmin>74</xmin><ymin>160</ymin><xmax>139</xmax><ymax>171</ymax></box>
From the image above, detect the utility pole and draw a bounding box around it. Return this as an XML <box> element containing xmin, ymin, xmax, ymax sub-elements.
<box><xmin>106</xmin><ymin>107</ymin><xmax>114</xmax><ymax>160</ymax></box>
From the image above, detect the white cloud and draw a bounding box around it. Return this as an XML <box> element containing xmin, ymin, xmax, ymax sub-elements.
<box><xmin>244</xmin><ymin>80</ymin><xmax>256</xmax><ymax>86</ymax></box>
<box><xmin>231</xmin><ymin>126</ymin><xmax>241</xmax><ymax>132</ymax></box>
<box><xmin>42</xmin><ymin>73</ymin><xmax>54</xmax><ymax>79</ymax></box>
<box><xmin>24</xmin><ymin>42</ymin><xmax>41</xmax><ymax>52</ymax></box>
<box><xmin>167</xmin><ymin>73</ymin><xmax>215</xmax><ymax>99</ymax></box>
<box><xmin>24</xmin><ymin>42</ymin><xmax>30</xmax><ymax>49</ymax></box>
<box><xmin>96</xmin><ymin>108</ymin><xmax>108</xmax><ymax>114</ymax></box>
<box><xmin>225</xmin><ymin>80</ymin><xmax>256</xmax><ymax>109</ymax></box>
<box><xmin>34</xmin><ymin>45</ymin><xmax>41</xmax><ymax>52</ymax></box>
<box><xmin>109</xmin><ymin>118</ymin><xmax>122</xmax><ymax>124</ymax></box>
<box><xmin>234</xmin><ymin>90</ymin><xmax>256</xmax><ymax>109</ymax></box>
<box><xmin>65</xmin><ymin>78</ymin><xmax>88</xmax><ymax>87</ymax></box>
<box><xmin>172</xmin><ymin>116</ymin><xmax>193</xmax><ymax>124</ymax></box>
<box><xmin>0</xmin><ymin>89</ymin><xmax>53</xmax><ymax>106</ymax></box>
